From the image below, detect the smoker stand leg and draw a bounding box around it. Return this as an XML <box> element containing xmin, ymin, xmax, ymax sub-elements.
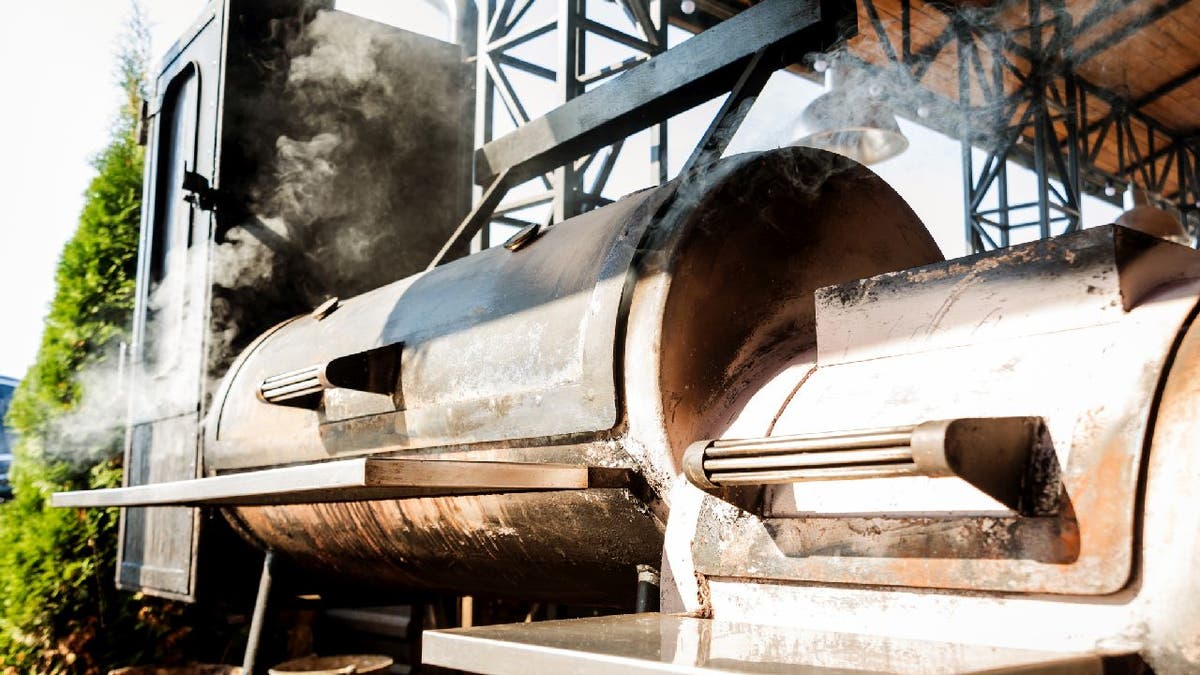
<box><xmin>635</xmin><ymin>565</ymin><xmax>660</xmax><ymax>613</ymax></box>
<box><xmin>243</xmin><ymin>551</ymin><xmax>275</xmax><ymax>675</ymax></box>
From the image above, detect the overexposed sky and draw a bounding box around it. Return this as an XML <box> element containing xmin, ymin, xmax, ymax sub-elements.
<box><xmin>0</xmin><ymin>0</ymin><xmax>1120</xmax><ymax>381</ymax></box>
<box><xmin>0</xmin><ymin>0</ymin><xmax>443</xmax><ymax>380</ymax></box>
<box><xmin>0</xmin><ymin>2</ymin><xmax>199</xmax><ymax>380</ymax></box>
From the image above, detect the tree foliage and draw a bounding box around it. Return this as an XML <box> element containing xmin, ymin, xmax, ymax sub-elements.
<box><xmin>0</xmin><ymin>5</ymin><xmax>195</xmax><ymax>672</ymax></box>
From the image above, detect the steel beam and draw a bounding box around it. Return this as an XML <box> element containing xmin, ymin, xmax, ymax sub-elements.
<box><xmin>474</xmin><ymin>0</ymin><xmax>855</xmax><ymax>186</ymax></box>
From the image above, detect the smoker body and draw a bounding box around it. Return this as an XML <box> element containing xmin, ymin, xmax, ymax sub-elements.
<box><xmin>419</xmin><ymin>221</ymin><xmax>1200</xmax><ymax>673</ymax></box>
<box><xmin>639</xmin><ymin>225</ymin><xmax>1200</xmax><ymax>673</ymax></box>
<box><xmin>54</xmin><ymin>133</ymin><xmax>1200</xmax><ymax>667</ymax></box>
<box><xmin>204</xmin><ymin>148</ymin><xmax>943</xmax><ymax>602</ymax></box>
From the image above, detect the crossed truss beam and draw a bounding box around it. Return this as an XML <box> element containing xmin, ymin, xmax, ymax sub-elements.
<box><xmin>850</xmin><ymin>0</ymin><xmax>1200</xmax><ymax>252</ymax></box>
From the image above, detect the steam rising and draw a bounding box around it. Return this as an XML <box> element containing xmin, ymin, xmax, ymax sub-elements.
<box><xmin>49</xmin><ymin>8</ymin><xmax>468</xmax><ymax>461</ymax></box>
<box><xmin>207</xmin><ymin>8</ymin><xmax>465</xmax><ymax>378</ymax></box>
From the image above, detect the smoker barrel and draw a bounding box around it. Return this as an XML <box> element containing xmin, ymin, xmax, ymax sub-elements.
<box><xmin>205</xmin><ymin>147</ymin><xmax>944</xmax><ymax>603</ymax></box>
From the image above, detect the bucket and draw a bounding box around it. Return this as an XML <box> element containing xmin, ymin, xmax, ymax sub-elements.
<box><xmin>267</xmin><ymin>654</ymin><xmax>393</xmax><ymax>675</ymax></box>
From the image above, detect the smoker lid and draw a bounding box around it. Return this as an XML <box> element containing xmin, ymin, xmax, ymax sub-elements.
<box><xmin>208</xmin><ymin>185</ymin><xmax>669</xmax><ymax>469</ymax></box>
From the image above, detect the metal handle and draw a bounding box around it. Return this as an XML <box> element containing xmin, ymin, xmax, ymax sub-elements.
<box><xmin>258</xmin><ymin>342</ymin><xmax>404</xmax><ymax>409</ymax></box>
<box><xmin>683</xmin><ymin>417</ymin><xmax>1049</xmax><ymax>513</ymax></box>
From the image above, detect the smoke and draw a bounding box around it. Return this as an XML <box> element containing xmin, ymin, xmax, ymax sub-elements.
<box><xmin>204</xmin><ymin>8</ymin><xmax>467</xmax><ymax>379</ymax></box>
<box><xmin>41</xmin><ymin>346</ymin><xmax>128</xmax><ymax>466</ymax></box>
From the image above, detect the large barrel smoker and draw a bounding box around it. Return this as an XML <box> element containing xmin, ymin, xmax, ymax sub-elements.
<box><xmin>52</xmin><ymin>0</ymin><xmax>1200</xmax><ymax>672</ymax></box>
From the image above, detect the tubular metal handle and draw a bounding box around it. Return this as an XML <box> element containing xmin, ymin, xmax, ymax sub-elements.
<box><xmin>258</xmin><ymin>342</ymin><xmax>404</xmax><ymax>409</ymax></box>
<box><xmin>683</xmin><ymin>417</ymin><xmax>1046</xmax><ymax>512</ymax></box>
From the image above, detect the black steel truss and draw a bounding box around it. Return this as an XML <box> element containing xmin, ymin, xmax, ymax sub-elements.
<box><xmin>469</xmin><ymin>0</ymin><xmax>668</xmax><ymax>250</ymax></box>
<box><xmin>851</xmin><ymin>0</ymin><xmax>1200</xmax><ymax>252</ymax></box>
<box><xmin>428</xmin><ymin>0</ymin><xmax>852</xmax><ymax>267</ymax></box>
<box><xmin>447</xmin><ymin>0</ymin><xmax>1200</xmax><ymax>260</ymax></box>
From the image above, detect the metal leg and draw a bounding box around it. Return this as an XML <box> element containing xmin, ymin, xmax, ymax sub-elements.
<box><xmin>635</xmin><ymin>564</ymin><xmax>660</xmax><ymax>613</ymax></box>
<box><xmin>243</xmin><ymin>550</ymin><xmax>275</xmax><ymax>675</ymax></box>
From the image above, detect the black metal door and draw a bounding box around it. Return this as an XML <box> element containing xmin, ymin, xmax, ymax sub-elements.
<box><xmin>118</xmin><ymin>6</ymin><xmax>223</xmax><ymax>601</ymax></box>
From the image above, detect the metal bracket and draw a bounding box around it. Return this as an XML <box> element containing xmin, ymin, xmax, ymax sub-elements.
<box><xmin>182</xmin><ymin>169</ymin><xmax>220</xmax><ymax>211</ymax></box>
<box><xmin>681</xmin><ymin>48</ymin><xmax>776</xmax><ymax>175</ymax></box>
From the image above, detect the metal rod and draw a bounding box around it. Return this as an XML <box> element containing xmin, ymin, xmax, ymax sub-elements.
<box><xmin>242</xmin><ymin>551</ymin><xmax>275</xmax><ymax>675</ymax></box>
<box><xmin>261</xmin><ymin>366</ymin><xmax>322</xmax><ymax>387</ymax></box>
<box><xmin>428</xmin><ymin>168</ymin><xmax>513</xmax><ymax>269</ymax></box>
<box><xmin>708</xmin><ymin>429</ymin><xmax>914</xmax><ymax>456</ymax></box>
<box><xmin>681</xmin><ymin>48</ymin><xmax>773</xmax><ymax>175</ymax></box>
<box><xmin>709</xmin><ymin>463</ymin><xmax>923</xmax><ymax>485</ymax></box>
<box><xmin>703</xmin><ymin>446</ymin><xmax>913</xmax><ymax>472</ymax></box>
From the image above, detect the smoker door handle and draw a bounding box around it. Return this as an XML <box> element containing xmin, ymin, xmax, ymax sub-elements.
<box><xmin>258</xmin><ymin>342</ymin><xmax>404</xmax><ymax>409</ymax></box>
<box><xmin>682</xmin><ymin>417</ymin><xmax>1049</xmax><ymax>514</ymax></box>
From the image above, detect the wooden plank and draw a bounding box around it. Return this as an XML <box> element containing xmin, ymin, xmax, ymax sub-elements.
<box><xmin>52</xmin><ymin>459</ymin><xmax>592</xmax><ymax>508</ymax></box>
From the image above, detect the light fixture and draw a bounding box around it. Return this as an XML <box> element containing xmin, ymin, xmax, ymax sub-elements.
<box><xmin>1116</xmin><ymin>187</ymin><xmax>1190</xmax><ymax>245</ymax></box>
<box><xmin>791</xmin><ymin>60</ymin><xmax>908</xmax><ymax>165</ymax></box>
<box><xmin>1104</xmin><ymin>180</ymin><xmax>1117</xmax><ymax>197</ymax></box>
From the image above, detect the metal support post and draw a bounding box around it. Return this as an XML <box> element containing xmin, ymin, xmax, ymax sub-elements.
<box><xmin>242</xmin><ymin>550</ymin><xmax>275</xmax><ymax>675</ymax></box>
<box><xmin>635</xmin><ymin>564</ymin><xmax>660</xmax><ymax>613</ymax></box>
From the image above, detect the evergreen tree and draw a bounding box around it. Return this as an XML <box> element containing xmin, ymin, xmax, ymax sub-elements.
<box><xmin>0</xmin><ymin>5</ymin><xmax>194</xmax><ymax>672</ymax></box>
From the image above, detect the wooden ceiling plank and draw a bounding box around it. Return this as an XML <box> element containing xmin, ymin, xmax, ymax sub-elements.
<box><xmin>1071</xmin><ymin>0</ymin><xmax>1191</xmax><ymax>64</ymax></box>
<box><xmin>1133</xmin><ymin>62</ymin><xmax>1200</xmax><ymax>109</ymax></box>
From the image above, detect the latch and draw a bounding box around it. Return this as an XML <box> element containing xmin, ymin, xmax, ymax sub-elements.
<box><xmin>182</xmin><ymin>169</ymin><xmax>221</xmax><ymax>211</ymax></box>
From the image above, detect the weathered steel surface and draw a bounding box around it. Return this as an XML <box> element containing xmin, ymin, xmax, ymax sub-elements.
<box><xmin>691</xmin><ymin>230</ymin><xmax>1200</xmax><ymax>595</ymax></box>
<box><xmin>621</xmin><ymin>149</ymin><xmax>944</xmax><ymax>504</ymax></box>
<box><xmin>229</xmin><ymin>488</ymin><xmax>663</xmax><ymax>605</ymax></box>
<box><xmin>53</xmin><ymin>459</ymin><xmax>599</xmax><ymax>507</ymax></box>
<box><xmin>695</xmin><ymin>303</ymin><xmax>1200</xmax><ymax>673</ymax></box>
<box><xmin>209</xmin><ymin>187</ymin><xmax>668</xmax><ymax>470</ymax></box>
<box><xmin>1138</xmin><ymin>302</ymin><xmax>1200</xmax><ymax>673</ymax></box>
<box><xmin>423</xmin><ymin>614</ymin><xmax>1104</xmax><ymax>674</ymax></box>
<box><xmin>206</xmin><ymin>147</ymin><xmax>943</xmax><ymax>601</ymax></box>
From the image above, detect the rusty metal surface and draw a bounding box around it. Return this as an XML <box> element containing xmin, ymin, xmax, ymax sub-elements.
<box><xmin>1136</xmin><ymin>299</ymin><xmax>1200</xmax><ymax>673</ymax></box>
<box><xmin>694</xmin><ymin>303</ymin><xmax>1200</xmax><ymax>674</ymax></box>
<box><xmin>621</xmin><ymin>148</ymin><xmax>945</xmax><ymax>504</ymax></box>
<box><xmin>229</xmin><ymin>488</ymin><xmax>663</xmax><ymax>605</ymax></box>
<box><xmin>690</xmin><ymin>231</ymin><xmax>1200</xmax><ymax>596</ymax></box>
<box><xmin>202</xmin><ymin>147</ymin><xmax>946</xmax><ymax>602</ymax></box>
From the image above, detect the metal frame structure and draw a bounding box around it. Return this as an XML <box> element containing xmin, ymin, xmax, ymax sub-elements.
<box><xmin>444</xmin><ymin>0</ymin><xmax>1200</xmax><ymax>258</ymax></box>
<box><xmin>847</xmin><ymin>0</ymin><xmax>1200</xmax><ymax>252</ymax></box>
<box><xmin>471</xmin><ymin>0</ymin><xmax>668</xmax><ymax>248</ymax></box>
<box><xmin>428</xmin><ymin>0</ymin><xmax>853</xmax><ymax>267</ymax></box>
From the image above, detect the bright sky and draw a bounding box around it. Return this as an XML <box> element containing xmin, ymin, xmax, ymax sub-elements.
<box><xmin>0</xmin><ymin>2</ymin><xmax>199</xmax><ymax>380</ymax></box>
<box><xmin>0</xmin><ymin>0</ymin><xmax>1121</xmax><ymax>382</ymax></box>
